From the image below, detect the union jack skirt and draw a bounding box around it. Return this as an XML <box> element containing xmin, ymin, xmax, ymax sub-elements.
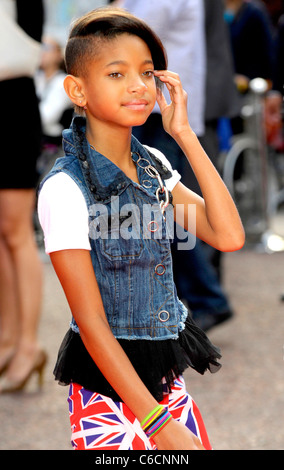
<box><xmin>68</xmin><ymin>376</ymin><xmax>212</xmax><ymax>450</ymax></box>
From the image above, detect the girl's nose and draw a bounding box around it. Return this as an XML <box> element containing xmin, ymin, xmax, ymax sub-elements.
<box><xmin>128</xmin><ymin>77</ymin><xmax>147</xmax><ymax>94</ymax></box>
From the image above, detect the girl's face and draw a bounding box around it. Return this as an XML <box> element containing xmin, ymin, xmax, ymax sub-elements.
<box><xmin>80</xmin><ymin>34</ymin><xmax>157</xmax><ymax>129</ymax></box>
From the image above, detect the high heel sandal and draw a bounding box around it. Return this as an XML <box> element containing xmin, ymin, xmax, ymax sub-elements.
<box><xmin>0</xmin><ymin>349</ymin><xmax>48</xmax><ymax>393</ymax></box>
<box><xmin>0</xmin><ymin>350</ymin><xmax>15</xmax><ymax>376</ymax></box>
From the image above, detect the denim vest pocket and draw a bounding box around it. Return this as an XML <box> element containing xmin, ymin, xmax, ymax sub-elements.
<box><xmin>97</xmin><ymin>212</ymin><xmax>143</xmax><ymax>261</ymax></box>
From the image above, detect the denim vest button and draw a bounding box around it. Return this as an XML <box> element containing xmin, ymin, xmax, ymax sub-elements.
<box><xmin>148</xmin><ymin>220</ymin><xmax>159</xmax><ymax>232</ymax></box>
<box><xmin>155</xmin><ymin>264</ymin><xmax>166</xmax><ymax>276</ymax></box>
<box><xmin>158</xmin><ymin>310</ymin><xmax>170</xmax><ymax>322</ymax></box>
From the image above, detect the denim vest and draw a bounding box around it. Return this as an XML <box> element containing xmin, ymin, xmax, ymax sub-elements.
<box><xmin>41</xmin><ymin>116</ymin><xmax>188</xmax><ymax>340</ymax></box>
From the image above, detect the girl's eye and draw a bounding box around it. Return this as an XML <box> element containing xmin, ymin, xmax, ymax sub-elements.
<box><xmin>143</xmin><ymin>70</ymin><xmax>154</xmax><ymax>77</ymax></box>
<box><xmin>109</xmin><ymin>72</ymin><xmax>122</xmax><ymax>78</ymax></box>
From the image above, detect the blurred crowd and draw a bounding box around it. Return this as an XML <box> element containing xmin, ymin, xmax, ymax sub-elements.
<box><xmin>0</xmin><ymin>0</ymin><xmax>283</xmax><ymax>394</ymax></box>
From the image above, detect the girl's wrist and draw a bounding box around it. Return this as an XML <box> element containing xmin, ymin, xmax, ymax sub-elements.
<box><xmin>172</xmin><ymin>125</ymin><xmax>196</xmax><ymax>145</ymax></box>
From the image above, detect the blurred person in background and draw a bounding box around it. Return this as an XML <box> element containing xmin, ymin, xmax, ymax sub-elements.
<box><xmin>197</xmin><ymin>0</ymin><xmax>241</xmax><ymax>284</ymax></box>
<box><xmin>225</xmin><ymin>0</ymin><xmax>283</xmax><ymax>151</ymax></box>
<box><xmin>35</xmin><ymin>36</ymin><xmax>72</xmax><ymax>152</ymax></box>
<box><xmin>35</xmin><ymin>36</ymin><xmax>73</xmax><ymax>176</ymax></box>
<box><xmin>260</xmin><ymin>0</ymin><xmax>284</xmax><ymax>95</ymax></box>
<box><xmin>0</xmin><ymin>0</ymin><xmax>46</xmax><ymax>393</ymax></box>
<box><xmin>200</xmin><ymin>0</ymin><xmax>240</xmax><ymax>175</ymax></box>
<box><xmin>262</xmin><ymin>0</ymin><xmax>284</xmax><ymax>150</ymax></box>
<box><xmin>224</xmin><ymin>0</ymin><xmax>273</xmax><ymax>113</ymax></box>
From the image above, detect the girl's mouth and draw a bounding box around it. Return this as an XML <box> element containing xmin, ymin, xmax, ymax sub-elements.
<box><xmin>123</xmin><ymin>100</ymin><xmax>148</xmax><ymax>110</ymax></box>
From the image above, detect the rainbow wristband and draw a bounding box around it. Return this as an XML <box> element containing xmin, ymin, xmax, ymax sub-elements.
<box><xmin>141</xmin><ymin>406</ymin><xmax>172</xmax><ymax>440</ymax></box>
<box><xmin>145</xmin><ymin>410</ymin><xmax>172</xmax><ymax>439</ymax></box>
<box><xmin>141</xmin><ymin>405</ymin><xmax>164</xmax><ymax>430</ymax></box>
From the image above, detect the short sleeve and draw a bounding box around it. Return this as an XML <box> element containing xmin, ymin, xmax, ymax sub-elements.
<box><xmin>144</xmin><ymin>145</ymin><xmax>181</xmax><ymax>191</ymax></box>
<box><xmin>37</xmin><ymin>172</ymin><xmax>91</xmax><ymax>254</ymax></box>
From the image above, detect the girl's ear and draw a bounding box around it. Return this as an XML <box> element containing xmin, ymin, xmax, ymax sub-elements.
<box><xmin>64</xmin><ymin>75</ymin><xmax>86</xmax><ymax>108</ymax></box>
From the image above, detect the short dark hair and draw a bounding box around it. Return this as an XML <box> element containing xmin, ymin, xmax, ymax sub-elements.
<box><xmin>65</xmin><ymin>7</ymin><xmax>168</xmax><ymax>78</ymax></box>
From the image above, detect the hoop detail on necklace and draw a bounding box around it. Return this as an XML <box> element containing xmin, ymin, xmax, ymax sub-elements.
<box><xmin>132</xmin><ymin>153</ymin><xmax>170</xmax><ymax>221</ymax></box>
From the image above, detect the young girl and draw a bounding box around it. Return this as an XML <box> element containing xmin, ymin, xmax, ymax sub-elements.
<box><xmin>38</xmin><ymin>7</ymin><xmax>244</xmax><ymax>450</ymax></box>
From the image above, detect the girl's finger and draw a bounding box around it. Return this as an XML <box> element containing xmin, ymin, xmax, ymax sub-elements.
<box><xmin>154</xmin><ymin>70</ymin><xmax>179</xmax><ymax>79</ymax></box>
<box><xmin>156</xmin><ymin>88</ymin><xmax>168</xmax><ymax>112</ymax></box>
<box><xmin>155</xmin><ymin>77</ymin><xmax>183</xmax><ymax>102</ymax></box>
<box><xmin>155</xmin><ymin>74</ymin><xmax>181</xmax><ymax>88</ymax></box>
<box><xmin>154</xmin><ymin>71</ymin><xmax>181</xmax><ymax>85</ymax></box>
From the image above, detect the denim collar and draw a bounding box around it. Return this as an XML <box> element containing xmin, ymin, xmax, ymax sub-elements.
<box><xmin>62</xmin><ymin>115</ymin><xmax>170</xmax><ymax>204</ymax></box>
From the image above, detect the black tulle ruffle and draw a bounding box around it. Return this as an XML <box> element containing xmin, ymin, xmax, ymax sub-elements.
<box><xmin>53</xmin><ymin>315</ymin><xmax>221</xmax><ymax>402</ymax></box>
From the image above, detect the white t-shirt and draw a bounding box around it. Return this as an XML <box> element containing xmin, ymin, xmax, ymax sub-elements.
<box><xmin>38</xmin><ymin>146</ymin><xmax>181</xmax><ymax>254</ymax></box>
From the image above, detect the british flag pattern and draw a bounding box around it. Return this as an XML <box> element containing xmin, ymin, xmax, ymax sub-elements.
<box><xmin>68</xmin><ymin>376</ymin><xmax>212</xmax><ymax>450</ymax></box>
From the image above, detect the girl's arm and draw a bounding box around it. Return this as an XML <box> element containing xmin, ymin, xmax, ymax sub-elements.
<box><xmin>50</xmin><ymin>248</ymin><xmax>204</xmax><ymax>450</ymax></box>
<box><xmin>155</xmin><ymin>70</ymin><xmax>245</xmax><ymax>252</ymax></box>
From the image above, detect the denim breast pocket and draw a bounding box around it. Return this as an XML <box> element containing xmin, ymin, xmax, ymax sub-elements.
<box><xmin>96</xmin><ymin>209</ymin><xmax>143</xmax><ymax>261</ymax></box>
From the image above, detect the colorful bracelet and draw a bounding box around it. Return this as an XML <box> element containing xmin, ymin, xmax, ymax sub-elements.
<box><xmin>145</xmin><ymin>410</ymin><xmax>172</xmax><ymax>439</ymax></box>
<box><xmin>141</xmin><ymin>405</ymin><xmax>164</xmax><ymax>429</ymax></box>
<box><xmin>141</xmin><ymin>405</ymin><xmax>173</xmax><ymax>440</ymax></box>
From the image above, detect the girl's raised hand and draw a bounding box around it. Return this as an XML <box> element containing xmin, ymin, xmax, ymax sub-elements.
<box><xmin>154</xmin><ymin>70</ymin><xmax>190</xmax><ymax>139</ymax></box>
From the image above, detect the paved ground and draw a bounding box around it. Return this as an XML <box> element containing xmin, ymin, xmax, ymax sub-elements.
<box><xmin>1</xmin><ymin>247</ymin><xmax>284</xmax><ymax>450</ymax></box>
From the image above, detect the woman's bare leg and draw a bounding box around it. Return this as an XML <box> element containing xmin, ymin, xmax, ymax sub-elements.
<box><xmin>0</xmin><ymin>189</ymin><xmax>43</xmax><ymax>383</ymax></box>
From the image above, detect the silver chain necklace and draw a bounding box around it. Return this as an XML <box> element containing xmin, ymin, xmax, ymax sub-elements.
<box><xmin>132</xmin><ymin>152</ymin><xmax>170</xmax><ymax>221</ymax></box>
